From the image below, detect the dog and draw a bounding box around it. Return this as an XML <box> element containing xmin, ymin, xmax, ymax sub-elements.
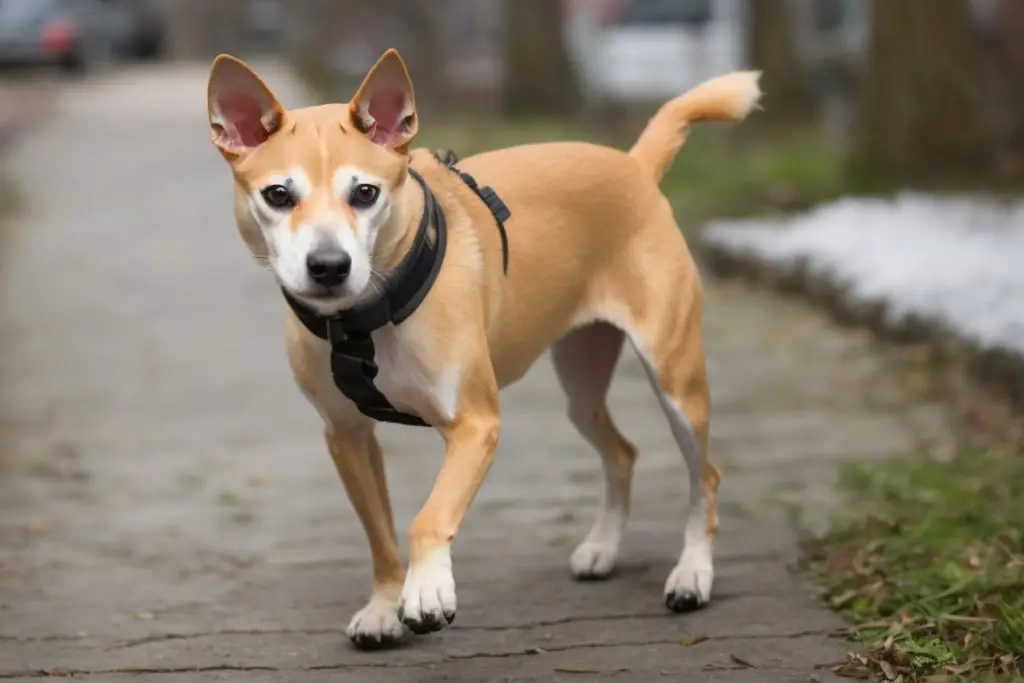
<box><xmin>206</xmin><ymin>48</ymin><xmax>761</xmax><ymax>649</ymax></box>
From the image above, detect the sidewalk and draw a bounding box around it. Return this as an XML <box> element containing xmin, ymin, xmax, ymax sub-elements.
<box><xmin>0</xmin><ymin>62</ymin><xmax>951</xmax><ymax>682</ymax></box>
<box><xmin>0</xmin><ymin>73</ymin><xmax>54</xmax><ymax>155</ymax></box>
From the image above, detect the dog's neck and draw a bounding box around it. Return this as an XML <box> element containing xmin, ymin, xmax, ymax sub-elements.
<box><xmin>371</xmin><ymin>164</ymin><xmax>431</xmax><ymax>277</ymax></box>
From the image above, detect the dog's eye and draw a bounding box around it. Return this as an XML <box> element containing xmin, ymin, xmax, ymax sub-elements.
<box><xmin>260</xmin><ymin>184</ymin><xmax>294</xmax><ymax>209</ymax></box>
<box><xmin>350</xmin><ymin>184</ymin><xmax>380</xmax><ymax>208</ymax></box>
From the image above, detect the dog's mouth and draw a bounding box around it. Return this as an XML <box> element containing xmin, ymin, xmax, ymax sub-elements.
<box><xmin>284</xmin><ymin>283</ymin><xmax>363</xmax><ymax>316</ymax></box>
<box><xmin>300</xmin><ymin>286</ymin><xmax>345</xmax><ymax>301</ymax></box>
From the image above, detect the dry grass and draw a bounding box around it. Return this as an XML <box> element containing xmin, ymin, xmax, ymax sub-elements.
<box><xmin>800</xmin><ymin>450</ymin><xmax>1024</xmax><ymax>681</ymax></box>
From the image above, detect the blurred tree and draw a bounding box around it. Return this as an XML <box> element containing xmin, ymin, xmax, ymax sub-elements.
<box><xmin>502</xmin><ymin>0</ymin><xmax>583</xmax><ymax>118</ymax></box>
<box><xmin>393</xmin><ymin>0</ymin><xmax>447</xmax><ymax>114</ymax></box>
<box><xmin>985</xmin><ymin>0</ymin><xmax>1024</xmax><ymax>183</ymax></box>
<box><xmin>848</xmin><ymin>0</ymin><xmax>990</xmax><ymax>190</ymax></box>
<box><xmin>746</xmin><ymin>0</ymin><xmax>821</xmax><ymax>125</ymax></box>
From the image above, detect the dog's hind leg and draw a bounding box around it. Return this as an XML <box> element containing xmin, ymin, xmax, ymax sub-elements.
<box><xmin>552</xmin><ymin>322</ymin><xmax>639</xmax><ymax>580</ymax></box>
<box><xmin>629</xmin><ymin>286</ymin><xmax>718</xmax><ymax>613</ymax></box>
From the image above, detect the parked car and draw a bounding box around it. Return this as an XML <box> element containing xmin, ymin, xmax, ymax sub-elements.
<box><xmin>0</xmin><ymin>0</ymin><xmax>164</xmax><ymax>75</ymax></box>
<box><xmin>568</xmin><ymin>0</ymin><xmax>747</xmax><ymax>102</ymax></box>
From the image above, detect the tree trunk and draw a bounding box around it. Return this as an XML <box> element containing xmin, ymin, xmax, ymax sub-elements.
<box><xmin>984</xmin><ymin>0</ymin><xmax>1024</xmax><ymax>184</ymax></box>
<box><xmin>502</xmin><ymin>0</ymin><xmax>583</xmax><ymax>119</ymax></box>
<box><xmin>394</xmin><ymin>0</ymin><xmax>447</xmax><ymax>116</ymax></box>
<box><xmin>847</xmin><ymin>0</ymin><xmax>991</xmax><ymax>190</ymax></box>
<box><xmin>746</xmin><ymin>0</ymin><xmax>820</xmax><ymax>125</ymax></box>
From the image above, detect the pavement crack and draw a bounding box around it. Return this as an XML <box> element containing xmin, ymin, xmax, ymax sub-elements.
<box><xmin>0</xmin><ymin>630</ymin><xmax>839</xmax><ymax>678</ymax></box>
<box><xmin>102</xmin><ymin>615</ymin><xmax>674</xmax><ymax>650</ymax></box>
<box><xmin>440</xmin><ymin>629</ymin><xmax>839</xmax><ymax>661</ymax></box>
<box><xmin>99</xmin><ymin>617</ymin><xmax>835</xmax><ymax>652</ymax></box>
<box><xmin>0</xmin><ymin>667</ymin><xmax>284</xmax><ymax>678</ymax></box>
<box><xmin>0</xmin><ymin>634</ymin><xmax>87</xmax><ymax>643</ymax></box>
<box><xmin>105</xmin><ymin>628</ymin><xmax>350</xmax><ymax>651</ymax></box>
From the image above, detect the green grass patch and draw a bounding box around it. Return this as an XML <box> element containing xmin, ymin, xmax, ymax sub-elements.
<box><xmin>660</xmin><ymin>126</ymin><xmax>843</xmax><ymax>225</ymax></box>
<box><xmin>800</xmin><ymin>451</ymin><xmax>1024</xmax><ymax>681</ymax></box>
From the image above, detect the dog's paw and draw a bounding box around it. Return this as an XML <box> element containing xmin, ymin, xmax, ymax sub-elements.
<box><xmin>570</xmin><ymin>539</ymin><xmax>619</xmax><ymax>580</ymax></box>
<box><xmin>663</xmin><ymin>556</ymin><xmax>714</xmax><ymax>613</ymax></box>
<box><xmin>398</xmin><ymin>552</ymin><xmax>456</xmax><ymax>635</ymax></box>
<box><xmin>347</xmin><ymin>596</ymin><xmax>405</xmax><ymax>650</ymax></box>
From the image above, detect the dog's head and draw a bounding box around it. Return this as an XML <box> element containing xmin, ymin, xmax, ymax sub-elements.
<box><xmin>206</xmin><ymin>49</ymin><xmax>419</xmax><ymax>314</ymax></box>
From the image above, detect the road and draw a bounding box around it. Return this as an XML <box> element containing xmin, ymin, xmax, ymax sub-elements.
<box><xmin>0</xmin><ymin>62</ymin><xmax>949</xmax><ymax>681</ymax></box>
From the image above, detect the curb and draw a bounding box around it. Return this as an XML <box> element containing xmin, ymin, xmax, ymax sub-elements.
<box><xmin>697</xmin><ymin>236</ymin><xmax>1024</xmax><ymax>446</ymax></box>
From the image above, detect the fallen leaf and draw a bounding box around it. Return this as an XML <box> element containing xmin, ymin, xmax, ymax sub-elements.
<box><xmin>678</xmin><ymin>633</ymin><xmax>707</xmax><ymax>646</ymax></box>
<box><xmin>42</xmin><ymin>668</ymin><xmax>73</xmax><ymax>677</ymax></box>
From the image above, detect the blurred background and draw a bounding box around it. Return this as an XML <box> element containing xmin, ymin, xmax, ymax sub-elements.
<box><xmin>1</xmin><ymin>0</ymin><xmax>1021</xmax><ymax>212</ymax></box>
<box><xmin>1</xmin><ymin>2</ymin><xmax>1023</xmax><ymax>679</ymax></box>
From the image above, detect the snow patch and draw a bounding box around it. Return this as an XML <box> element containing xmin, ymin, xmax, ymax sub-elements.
<box><xmin>703</xmin><ymin>193</ymin><xmax>1024</xmax><ymax>354</ymax></box>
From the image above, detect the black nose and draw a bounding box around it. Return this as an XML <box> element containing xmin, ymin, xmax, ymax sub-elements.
<box><xmin>306</xmin><ymin>246</ymin><xmax>352</xmax><ymax>288</ymax></box>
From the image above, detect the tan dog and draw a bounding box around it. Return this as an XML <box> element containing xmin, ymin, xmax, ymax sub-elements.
<box><xmin>206</xmin><ymin>49</ymin><xmax>761</xmax><ymax>649</ymax></box>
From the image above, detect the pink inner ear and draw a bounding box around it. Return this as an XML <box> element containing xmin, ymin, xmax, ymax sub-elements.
<box><xmin>218</xmin><ymin>93</ymin><xmax>269</xmax><ymax>148</ymax></box>
<box><xmin>367</xmin><ymin>87</ymin><xmax>406</xmax><ymax>146</ymax></box>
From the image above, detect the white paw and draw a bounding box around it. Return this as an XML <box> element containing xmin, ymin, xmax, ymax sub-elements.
<box><xmin>398</xmin><ymin>550</ymin><xmax>456</xmax><ymax>635</ymax></box>
<box><xmin>570</xmin><ymin>539</ymin><xmax>619</xmax><ymax>580</ymax></box>
<box><xmin>663</xmin><ymin>554</ymin><xmax>714</xmax><ymax>613</ymax></box>
<box><xmin>346</xmin><ymin>595</ymin><xmax>405</xmax><ymax>649</ymax></box>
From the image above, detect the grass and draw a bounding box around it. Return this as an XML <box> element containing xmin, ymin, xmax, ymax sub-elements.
<box><xmin>416</xmin><ymin>117</ymin><xmax>844</xmax><ymax>229</ymax></box>
<box><xmin>799</xmin><ymin>450</ymin><xmax>1024</xmax><ymax>681</ymax></box>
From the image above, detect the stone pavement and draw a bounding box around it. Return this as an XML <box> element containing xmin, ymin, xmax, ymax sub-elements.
<box><xmin>0</xmin><ymin>62</ymin><xmax>951</xmax><ymax>681</ymax></box>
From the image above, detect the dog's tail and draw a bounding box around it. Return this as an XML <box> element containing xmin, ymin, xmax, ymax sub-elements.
<box><xmin>628</xmin><ymin>71</ymin><xmax>763</xmax><ymax>183</ymax></box>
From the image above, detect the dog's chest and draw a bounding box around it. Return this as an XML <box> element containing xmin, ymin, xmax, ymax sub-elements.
<box><xmin>368</xmin><ymin>327</ymin><xmax>460</xmax><ymax>422</ymax></box>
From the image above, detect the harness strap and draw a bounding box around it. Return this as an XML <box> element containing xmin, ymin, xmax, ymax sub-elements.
<box><xmin>437</xmin><ymin>150</ymin><xmax>511</xmax><ymax>273</ymax></box>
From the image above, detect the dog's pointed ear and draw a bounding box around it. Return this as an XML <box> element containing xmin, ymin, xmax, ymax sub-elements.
<box><xmin>348</xmin><ymin>49</ymin><xmax>418</xmax><ymax>153</ymax></box>
<box><xmin>207</xmin><ymin>54</ymin><xmax>285</xmax><ymax>161</ymax></box>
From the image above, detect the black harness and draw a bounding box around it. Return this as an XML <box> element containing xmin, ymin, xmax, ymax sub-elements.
<box><xmin>283</xmin><ymin>157</ymin><xmax>511</xmax><ymax>427</ymax></box>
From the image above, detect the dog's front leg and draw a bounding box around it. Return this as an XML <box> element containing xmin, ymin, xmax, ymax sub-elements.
<box><xmin>325</xmin><ymin>423</ymin><xmax>406</xmax><ymax>649</ymax></box>
<box><xmin>399</xmin><ymin>372</ymin><xmax>500</xmax><ymax>635</ymax></box>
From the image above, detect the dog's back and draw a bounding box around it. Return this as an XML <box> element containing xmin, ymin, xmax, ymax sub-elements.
<box><xmin>434</xmin><ymin>71</ymin><xmax>763</xmax><ymax>384</ymax></box>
